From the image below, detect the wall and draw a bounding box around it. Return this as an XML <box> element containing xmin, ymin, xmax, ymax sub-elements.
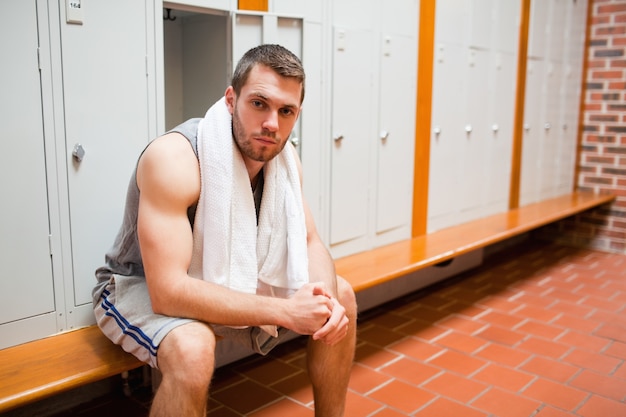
<box><xmin>545</xmin><ymin>0</ymin><xmax>626</xmax><ymax>253</ymax></box>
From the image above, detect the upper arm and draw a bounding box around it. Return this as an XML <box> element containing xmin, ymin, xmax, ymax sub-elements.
<box><xmin>136</xmin><ymin>133</ymin><xmax>200</xmax><ymax>308</ymax></box>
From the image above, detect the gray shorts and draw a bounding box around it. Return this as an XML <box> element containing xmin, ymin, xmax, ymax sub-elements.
<box><xmin>93</xmin><ymin>275</ymin><xmax>297</xmax><ymax>369</ymax></box>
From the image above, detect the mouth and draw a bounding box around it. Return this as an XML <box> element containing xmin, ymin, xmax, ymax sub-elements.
<box><xmin>254</xmin><ymin>136</ymin><xmax>277</xmax><ymax>146</ymax></box>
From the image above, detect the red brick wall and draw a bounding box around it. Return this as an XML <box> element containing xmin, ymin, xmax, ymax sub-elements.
<box><xmin>576</xmin><ymin>0</ymin><xmax>626</xmax><ymax>252</ymax></box>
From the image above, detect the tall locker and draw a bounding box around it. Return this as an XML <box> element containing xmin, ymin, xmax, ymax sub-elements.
<box><xmin>329</xmin><ymin>0</ymin><xmax>418</xmax><ymax>257</ymax></box>
<box><xmin>428</xmin><ymin>0</ymin><xmax>519</xmax><ymax>232</ymax></box>
<box><xmin>0</xmin><ymin>0</ymin><xmax>59</xmax><ymax>349</ymax></box>
<box><xmin>60</xmin><ymin>0</ymin><xmax>154</xmax><ymax>326</ymax></box>
<box><xmin>520</xmin><ymin>0</ymin><xmax>588</xmax><ymax>205</ymax></box>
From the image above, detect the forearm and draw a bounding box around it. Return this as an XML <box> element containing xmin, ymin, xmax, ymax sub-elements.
<box><xmin>150</xmin><ymin>274</ymin><xmax>287</xmax><ymax>327</ymax></box>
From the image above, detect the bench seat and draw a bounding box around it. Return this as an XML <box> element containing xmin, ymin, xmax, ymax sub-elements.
<box><xmin>0</xmin><ymin>190</ymin><xmax>614</xmax><ymax>413</ymax></box>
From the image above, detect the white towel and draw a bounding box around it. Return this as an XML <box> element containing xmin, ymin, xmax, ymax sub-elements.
<box><xmin>188</xmin><ymin>97</ymin><xmax>309</xmax><ymax>304</ymax></box>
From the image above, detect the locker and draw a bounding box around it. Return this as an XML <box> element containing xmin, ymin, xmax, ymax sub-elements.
<box><xmin>329</xmin><ymin>28</ymin><xmax>376</xmax><ymax>247</ymax></box>
<box><xmin>0</xmin><ymin>0</ymin><xmax>58</xmax><ymax>348</ymax></box>
<box><xmin>61</xmin><ymin>0</ymin><xmax>153</xmax><ymax>323</ymax></box>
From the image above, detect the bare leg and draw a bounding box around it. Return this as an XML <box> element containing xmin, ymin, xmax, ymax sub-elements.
<box><xmin>150</xmin><ymin>322</ymin><xmax>217</xmax><ymax>417</ymax></box>
<box><xmin>307</xmin><ymin>277</ymin><xmax>357</xmax><ymax>417</ymax></box>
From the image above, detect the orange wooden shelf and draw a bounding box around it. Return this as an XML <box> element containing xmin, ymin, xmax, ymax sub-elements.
<box><xmin>336</xmin><ymin>191</ymin><xmax>615</xmax><ymax>293</ymax></box>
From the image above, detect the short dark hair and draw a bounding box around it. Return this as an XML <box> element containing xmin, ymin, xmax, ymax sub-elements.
<box><xmin>231</xmin><ymin>44</ymin><xmax>305</xmax><ymax>104</ymax></box>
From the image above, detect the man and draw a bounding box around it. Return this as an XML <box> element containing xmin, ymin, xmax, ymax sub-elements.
<box><xmin>93</xmin><ymin>44</ymin><xmax>356</xmax><ymax>417</ymax></box>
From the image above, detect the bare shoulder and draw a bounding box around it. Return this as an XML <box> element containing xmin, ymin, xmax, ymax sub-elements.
<box><xmin>137</xmin><ymin>132</ymin><xmax>200</xmax><ymax>207</ymax></box>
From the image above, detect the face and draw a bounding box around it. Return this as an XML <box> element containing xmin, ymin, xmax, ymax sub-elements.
<box><xmin>225</xmin><ymin>64</ymin><xmax>302</xmax><ymax>165</ymax></box>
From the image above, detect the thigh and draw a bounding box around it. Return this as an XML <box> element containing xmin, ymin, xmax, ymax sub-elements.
<box><xmin>94</xmin><ymin>274</ymin><xmax>195</xmax><ymax>368</ymax></box>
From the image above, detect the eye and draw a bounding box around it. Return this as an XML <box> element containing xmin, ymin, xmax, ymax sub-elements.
<box><xmin>280</xmin><ymin>108</ymin><xmax>295</xmax><ymax>117</ymax></box>
<box><xmin>251</xmin><ymin>99</ymin><xmax>265</xmax><ymax>109</ymax></box>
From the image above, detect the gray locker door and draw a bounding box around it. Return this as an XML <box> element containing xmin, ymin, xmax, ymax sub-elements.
<box><xmin>61</xmin><ymin>0</ymin><xmax>151</xmax><ymax>311</ymax></box>
<box><xmin>330</xmin><ymin>28</ymin><xmax>376</xmax><ymax>246</ymax></box>
<box><xmin>0</xmin><ymin>1</ymin><xmax>55</xmax><ymax>335</ymax></box>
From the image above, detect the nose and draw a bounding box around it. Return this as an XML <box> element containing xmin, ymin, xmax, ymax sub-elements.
<box><xmin>262</xmin><ymin>110</ymin><xmax>279</xmax><ymax>132</ymax></box>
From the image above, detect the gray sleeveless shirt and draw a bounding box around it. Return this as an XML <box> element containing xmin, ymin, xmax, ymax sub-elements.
<box><xmin>92</xmin><ymin>118</ymin><xmax>264</xmax><ymax>302</ymax></box>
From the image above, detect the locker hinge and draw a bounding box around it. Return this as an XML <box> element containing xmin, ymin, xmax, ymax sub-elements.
<box><xmin>145</xmin><ymin>56</ymin><xmax>149</xmax><ymax>77</ymax></box>
<box><xmin>37</xmin><ymin>47</ymin><xmax>42</xmax><ymax>71</ymax></box>
<box><xmin>48</xmin><ymin>234</ymin><xmax>53</xmax><ymax>256</ymax></box>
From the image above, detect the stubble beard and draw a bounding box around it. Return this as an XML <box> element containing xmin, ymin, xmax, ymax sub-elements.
<box><xmin>232</xmin><ymin>104</ymin><xmax>284</xmax><ymax>163</ymax></box>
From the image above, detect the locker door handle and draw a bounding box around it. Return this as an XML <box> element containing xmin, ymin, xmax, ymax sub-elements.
<box><xmin>333</xmin><ymin>134</ymin><xmax>344</xmax><ymax>142</ymax></box>
<box><xmin>465</xmin><ymin>124</ymin><xmax>473</xmax><ymax>133</ymax></box>
<box><xmin>544</xmin><ymin>123</ymin><xmax>552</xmax><ymax>130</ymax></box>
<box><xmin>380</xmin><ymin>130</ymin><xmax>389</xmax><ymax>141</ymax></box>
<box><xmin>72</xmin><ymin>143</ymin><xmax>85</xmax><ymax>162</ymax></box>
<box><xmin>492</xmin><ymin>124</ymin><xmax>499</xmax><ymax>132</ymax></box>
<box><xmin>433</xmin><ymin>126</ymin><xmax>441</xmax><ymax>135</ymax></box>
<box><xmin>290</xmin><ymin>136</ymin><xmax>300</xmax><ymax>147</ymax></box>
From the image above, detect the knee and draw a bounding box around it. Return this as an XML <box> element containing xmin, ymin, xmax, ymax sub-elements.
<box><xmin>157</xmin><ymin>322</ymin><xmax>217</xmax><ymax>387</ymax></box>
<box><xmin>336</xmin><ymin>276</ymin><xmax>357</xmax><ymax>318</ymax></box>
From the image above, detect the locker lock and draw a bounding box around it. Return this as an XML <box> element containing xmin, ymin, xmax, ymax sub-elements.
<box><xmin>72</xmin><ymin>143</ymin><xmax>85</xmax><ymax>162</ymax></box>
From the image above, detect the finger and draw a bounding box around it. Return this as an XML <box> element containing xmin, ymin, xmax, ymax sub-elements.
<box><xmin>311</xmin><ymin>282</ymin><xmax>332</xmax><ymax>299</ymax></box>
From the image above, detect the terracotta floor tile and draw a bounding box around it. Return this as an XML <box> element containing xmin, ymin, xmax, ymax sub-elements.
<box><xmin>368</xmin><ymin>380</ymin><xmax>436</xmax><ymax>414</ymax></box>
<box><xmin>247</xmin><ymin>398</ymin><xmax>313</xmax><ymax>417</ymax></box>
<box><xmin>437</xmin><ymin>314</ymin><xmax>486</xmax><ymax>334</ymax></box>
<box><xmin>344</xmin><ymin>390</ymin><xmax>384</xmax><ymax>417</ymax></box>
<box><xmin>476</xmin><ymin>324</ymin><xmax>526</xmax><ymax>346</ymax></box>
<box><xmin>211</xmin><ymin>379</ymin><xmax>282</xmax><ymax>415</ymax></box>
<box><xmin>354</xmin><ymin>342</ymin><xmax>400</xmax><ymax>369</ymax></box>
<box><xmin>414</xmin><ymin>397</ymin><xmax>488</xmax><ymax>417</ymax></box>
<box><xmin>269</xmin><ymin>370</ymin><xmax>313</xmax><ymax>404</ymax></box>
<box><xmin>522</xmin><ymin>378</ymin><xmax>587</xmax><ymax>411</ymax></box>
<box><xmin>516</xmin><ymin>320</ymin><xmax>565</xmax><ymax>340</ymax></box>
<box><xmin>387</xmin><ymin>336</ymin><xmax>445</xmax><ymax>361</ymax></box>
<box><xmin>358</xmin><ymin>324</ymin><xmax>405</xmax><ymax>347</ymax></box>
<box><xmin>516</xmin><ymin>336</ymin><xmax>571</xmax><ymax>359</ymax></box>
<box><xmin>422</xmin><ymin>371</ymin><xmax>488</xmax><ymax>402</ymax></box>
<box><xmin>550</xmin><ymin>313</ymin><xmax>600</xmax><ymax>333</ymax></box>
<box><xmin>435</xmin><ymin>330</ymin><xmax>489</xmax><ymax>354</ymax></box>
<box><xmin>234</xmin><ymin>356</ymin><xmax>300</xmax><ymax>385</ymax></box>
<box><xmin>556</xmin><ymin>330</ymin><xmax>611</xmax><ymax>353</ymax></box>
<box><xmin>563</xmin><ymin>348</ymin><xmax>621</xmax><ymax>374</ymax></box>
<box><xmin>348</xmin><ymin>363</ymin><xmax>393</xmax><ymax>394</ymax></box>
<box><xmin>473</xmin><ymin>363</ymin><xmax>535</xmax><ymax>392</ymax></box>
<box><xmin>603</xmin><ymin>341</ymin><xmax>626</xmax><ymax>361</ymax></box>
<box><xmin>533</xmin><ymin>405</ymin><xmax>573</xmax><ymax>417</ymax></box>
<box><xmin>380</xmin><ymin>357</ymin><xmax>441</xmax><ymax>385</ymax></box>
<box><xmin>514</xmin><ymin>305</ymin><xmax>562</xmax><ymax>322</ymax></box>
<box><xmin>570</xmin><ymin>369</ymin><xmax>626</xmax><ymax>401</ymax></box>
<box><xmin>479</xmin><ymin>310</ymin><xmax>526</xmax><ymax>328</ymax></box>
<box><xmin>519</xmin><ymin>356</ymin><xmax>579</xmax><ymax>383</ymax></box>
<box><xmin>475</xmin><ymin>343</ymin><xmax>533</xmax><ymax>367</ymax></box>
<box><xmin>470</xmin><ymin>387</ymin><xmax>542</xmax><ymax>417</ymax></box>
<box><xmin>576</xmin><ymin>394</ymin><xmax>626</xmax><ymax>417</ymax></box>
<box><xmin>594</xmin><ymin>323</ymin><xmax>626</xmax><ymax>344</ymax></box>
<box><xmin>427</xmin><ymin>349</ymin><xmax>488</xmax><ymax>376</ymax></box>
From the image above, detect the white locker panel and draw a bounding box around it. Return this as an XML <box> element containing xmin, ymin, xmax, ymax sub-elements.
<box><xmin>376</xmin><ymin>34</ymin><xmax>416</xmax><ymax>235</ymax></box>
<box><xmin>61</xmin><ymin>0</ymin><xmax>151</xmax><ymax>309</ymax></box>
<box><xmin>428</xmin><ymin>43</ymin><xmax>467</xmax><ymax>232</ymax></box>
<box><xmin>0</xmin><ymin>0</ymin><xmax>55</xmax><ymax>327</ymax></box>
<box><xmin>520</xmin><ymin>58</ymin><xmax>545</xmax><ymax>205</ymax></box>
<box><xmin>333</xmin><ymin>0</ymin><xmax>378</xmax><ymax>31</ymax></box>
<box><xmin>460</xmin><ymin>47</ymin><xmax>491</xmax><ymax>220</ymax></box>
<box><xmin>527</xmin><ymin>0</ymin><xmax>549</xmax><ymax>58</ymax></box>
<box><xmin>381</xmin><ymin>0</ymin><xmax>418</xmax><ymax>37</ymax></box>
<box><xmin>435</xmin><ymin>0</ymin><xmax>470</xmax><ymax>46</ymax></box>
<box><xmin>494</xmin><ymin>0</ymin><xmax>521</xmax><ymax>54</ymax></box>
<box><xmin>330</xmin><ymin>28</ymin><xmax>376</xmax><ymax>245</ymax></box>
<box><xmin>484</xmin><ymin>52</ymin><xmax>516</xmax><ymax>211</ymax></box>
<box><xmin>468</xmin><ymin>0</ymin><xmax>494</xmax><ymax>50</ymax></box>
<box><xmin>233</xmin><ymin>14</ymin><xmax>263</xmax><ymax>66</ymax></box>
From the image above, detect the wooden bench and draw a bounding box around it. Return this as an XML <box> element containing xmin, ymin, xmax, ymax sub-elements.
<box><xmin>0</xmin><ymin>190</ymin><xmax>615</xmax><ymax>413</ymax></box>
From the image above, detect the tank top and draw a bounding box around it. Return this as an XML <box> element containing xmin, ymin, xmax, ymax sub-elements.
<box><xmin>92</xmin><ymin>118</ymin><xmax>264</xmax><ymax>301</ymax></box>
